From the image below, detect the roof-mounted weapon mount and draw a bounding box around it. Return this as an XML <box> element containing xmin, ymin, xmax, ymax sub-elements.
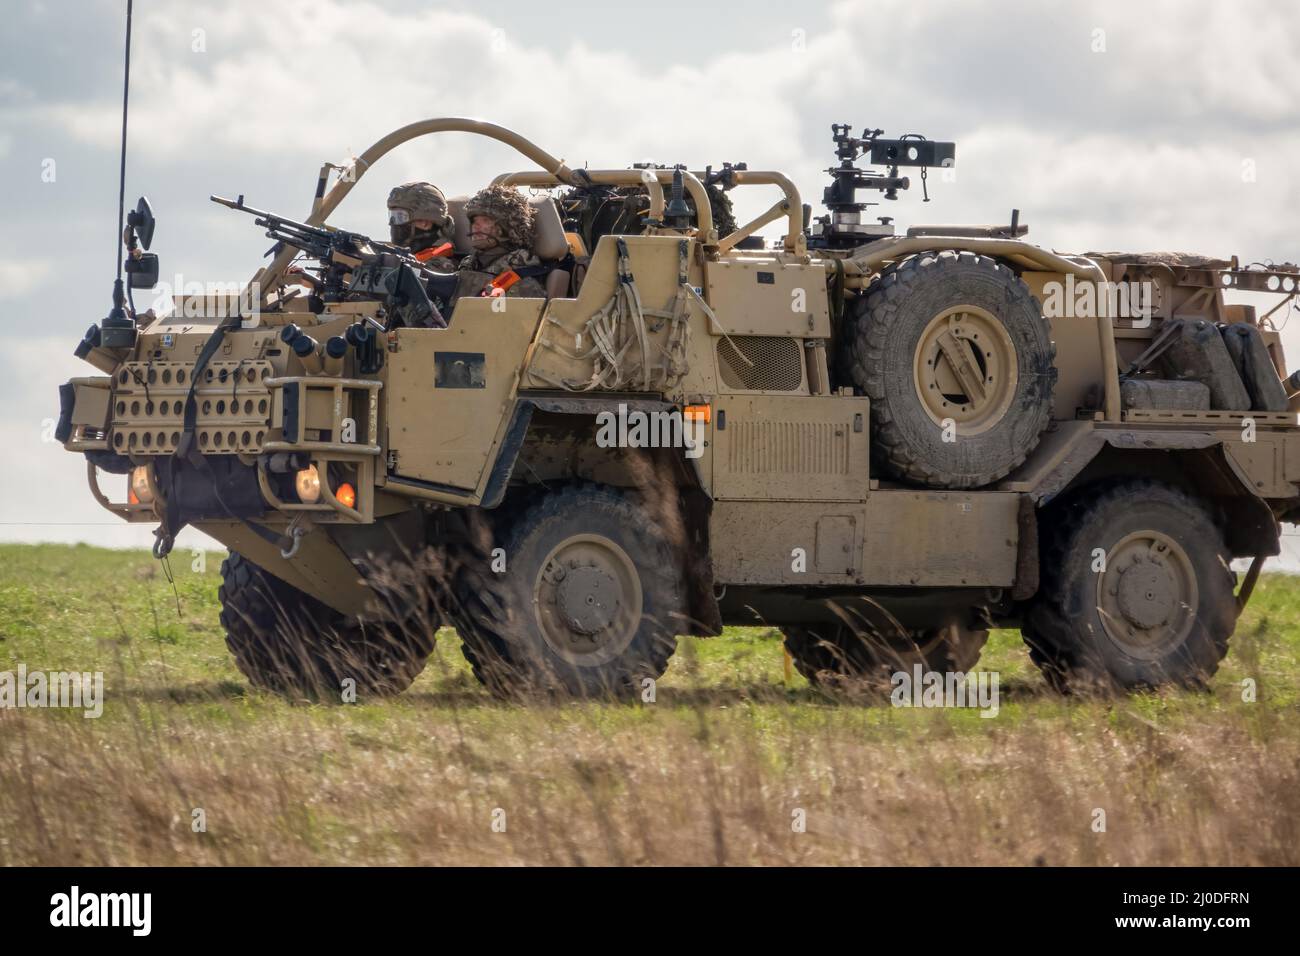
<box><xmin>811</xmin><ymin>123</ymin><xmax>956</xmax><ymax>250</ymax></box>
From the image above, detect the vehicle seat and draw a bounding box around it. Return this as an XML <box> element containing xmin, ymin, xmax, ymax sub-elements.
<box><xmin>446</xmin><ymin>195</ymin><xmax>473</xmax><ymax>255</ymax></box>
<box><xmin>530</xmin><ymin>196</ymin><xmax>569</xmax><ymax>260</ymax></box>
<box><xmin>531</xmin><ymin>197</ymin><xmax>572</xmax><ymax>298</ymax></box>
<box><xmin>447</xmin><ymin>193</ymin><xmax>572</xmax><ymax>296</ymax></box>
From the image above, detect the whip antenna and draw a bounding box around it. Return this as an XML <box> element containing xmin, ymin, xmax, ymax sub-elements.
<box><xmin>99</xmin><ymin>0</ymin><xmax>137</xmax><ymax>349</ymax></box>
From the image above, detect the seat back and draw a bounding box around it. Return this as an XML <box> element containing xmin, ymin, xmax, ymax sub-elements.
<box><xmin>446</xmin><ymin>195</ymin><xmax>472</xmax><ymax>254</ymax></box>
<box><xmin>530</xmin><ymin>197</ymin><xmax>569</xmax><ymax>261</ymax></box>
<box><xmin>445</xmin><ymin>194</ymin><xmax>568</xmax><ymax>262</ymax></box>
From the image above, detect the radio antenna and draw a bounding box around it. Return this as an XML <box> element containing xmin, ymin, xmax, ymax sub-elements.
<box><xmin>100</xmin><ymin>0</ymin><xmax>137</xmax><ymax>349</ymax></box>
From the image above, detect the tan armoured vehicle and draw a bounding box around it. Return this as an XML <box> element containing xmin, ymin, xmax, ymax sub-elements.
<box><xmin>57</xmin><ymin>118</ymin><xmax>1300</xmax><ymax>698</ymax></box>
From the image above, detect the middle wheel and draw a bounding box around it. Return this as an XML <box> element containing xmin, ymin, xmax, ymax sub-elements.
<box><xmin>450</xmin><ymin>485</ymin><xmax>683</xmax><ymax>698</ymax></box>
<box><xmin>782</xmin><ymin>615</ymin><xmax>989</xmax><ymax>688</ymax></box>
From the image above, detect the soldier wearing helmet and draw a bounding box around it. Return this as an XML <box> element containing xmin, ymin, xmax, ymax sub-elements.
<box><xmin>459</xmin><ymin>185</ymin><xmax>546</xmax><ymax>298</ymax></box>
<box><xmin>387</xmin><ymin>182</ymin><xmax>456</xmax><ymax>272</ymax></box>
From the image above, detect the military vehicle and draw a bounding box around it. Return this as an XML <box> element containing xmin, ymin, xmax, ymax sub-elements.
<box><xmin>58</xmin><ymin>115</ymin><xmax>1300</xmax><ymax>699</ymax></box>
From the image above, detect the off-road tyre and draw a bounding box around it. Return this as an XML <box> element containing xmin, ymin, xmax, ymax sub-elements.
<box><xmin>1023</xmin><ymin>480</ymin><xmax>1237</xmax><ymax>692</ymax></box>
<box><xmin>219</xmin><ymin>551</ymin><xmax>435</xmax><ymax>700</ymax></box>
<box><xmin>846</xmin><ymin>250</ymin><xmax>1056</xmax><ymax>488</ymax></box>
<box><xmin>445</xmin><ymin>485</ymin><xmax>683</xmax><ymax>698</ymax></box>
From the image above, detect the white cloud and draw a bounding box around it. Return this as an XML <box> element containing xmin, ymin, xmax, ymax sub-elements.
<box><xmin>15</xmin><ymin>0</ymin><xmax>1300</xmax><ymax>252</ymax></box>
<box><xmin>0</xmin><ymin>258</ymin><xmax>55</xmax><ymax>300</ymax></box>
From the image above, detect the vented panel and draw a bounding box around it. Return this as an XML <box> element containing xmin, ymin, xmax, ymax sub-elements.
<box><xmin>710</xmin><ymin>395</ymin><xmax>871</xmax><ymax>502</ymax></box>
<box><xmin>725</xmin><ymin>421</ymin><xmax>851</xmax><ymax>475</ymax></box>
<box><xmin>717</xmin><ymin>335</ymin><xmax>804</xmax><ymax>391</ymax></box>
<box><xmin>110</xmin><ymin>360</ymin><xmax>274</xmax><ymax>456</ymax></box>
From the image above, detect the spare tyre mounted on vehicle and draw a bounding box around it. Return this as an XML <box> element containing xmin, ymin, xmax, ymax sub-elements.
<box><xmin>846</xmin><ymin>250</ymin><xmax>1057</xmax><ymax>489</ymax></box>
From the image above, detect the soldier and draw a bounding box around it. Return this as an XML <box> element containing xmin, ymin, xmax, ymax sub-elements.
<box><xmin>459</xmin><ymin>185</ymin><xmax>547</xmax><ymax>298</ymax></box>
<box><xmin>387</xmin><ymin>182</ymin><xmax>456</xmax><ymax>272</ymax></box>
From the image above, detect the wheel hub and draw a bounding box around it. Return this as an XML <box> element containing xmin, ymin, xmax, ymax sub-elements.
<box><xmin>912</xmin><ymin>305</ymin><xmax>1019</xmax><ymax>434</ymax></box>
<box><xmin>1115</xmin><ymin>561</ymin><xmax>1177</xmax><ymax>630</ymax></box>
<box><xmin>1096</xmin><ymin>531</ymin><xmax>1198</xmax><ymax>658</ymax></box>
<box><xmin>556</xmin><ymin>565</ymin><xmax>620</xmax><ymax>635</ymax></box>
<box><xmin>534</xmin><ymin>534</ymin><xmax>643</xmax><ymax>665</ymax></box>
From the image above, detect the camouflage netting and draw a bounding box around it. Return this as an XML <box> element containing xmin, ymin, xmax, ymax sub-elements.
<box><xmin>465</xmin><ymin>185</ymin><xmax>535</xmax><ymax>249</ymax></box>
<box><xmin>557</xmin><ymin>172</ymin><xmax>738</xmax><ymax>254</ymax></box>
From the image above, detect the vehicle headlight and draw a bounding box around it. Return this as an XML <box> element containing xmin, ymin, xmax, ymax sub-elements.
<box><xmin>129</xmin><ymin>465</ymin><xmax>156</xmax><ymax>504</ymax></box>
<box><xmin>295</xmin><ymin>464</ymin><xmax>321</xmax><ymax>503</ymax></box>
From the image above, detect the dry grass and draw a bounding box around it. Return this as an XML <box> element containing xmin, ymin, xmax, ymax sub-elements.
<box><xmin>1</xmin><ymin>543</ymin><xmax>1298</xmax><ymax>865</ymax></box>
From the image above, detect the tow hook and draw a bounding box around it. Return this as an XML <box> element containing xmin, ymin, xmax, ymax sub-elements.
<box><xmin>279</xmin><ymin>514</ymin><xmax>316</xmax><ymax>560</ymax></box>
<box><xmin>152</xmin><ymin>530</ymin><xmax>175</xmax><ymax>560</ymax></box>
<box><xmin>281</xmin><ymin>523</ymin><xmax>306</xmax><ymax>560</ymax></box>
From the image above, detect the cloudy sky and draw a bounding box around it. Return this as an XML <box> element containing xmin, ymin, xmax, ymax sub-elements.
<box><xmin>2</xmin><ymin>0</ymin><xmax>1300</xmax><ymax>558</ymax></box>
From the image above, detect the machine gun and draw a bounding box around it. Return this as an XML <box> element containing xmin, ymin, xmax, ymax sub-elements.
<box><xmin>810</xmin><ymin>124</ymin><xmax>956</xmax><ymax>250</ymax></box>
<box><xmin>211</xmin><ymin>195</ymin><xmax>454</xmax><ymax>328</ymax></box>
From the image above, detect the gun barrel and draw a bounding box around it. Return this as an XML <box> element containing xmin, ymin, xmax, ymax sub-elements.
<box><xmin>210</xmin><ymin>194</ymin><xmax>268</xmax><ymax>216</ymax></box>
<box><xmin>211</xmin><ymin>195</ymin><xmax>320</xmax><ymax>234</ymax></box>
<box><xmin>213</xmin><ymin>195</ymin><xmax>425</xmax><ymax>283</ymax></box>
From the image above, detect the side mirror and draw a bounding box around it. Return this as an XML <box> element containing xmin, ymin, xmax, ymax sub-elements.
<box><xmin>124</xmin><ymin>196</ymin><xmax>158</xmax><ymax>289</ymax></box>
<box><xmin>128</xmin><ymin>196</ymin><xmax>156</xmax><ymax>250</ymax></box>
<box><xmin>126</xmin><ymin>252</ymin><xmax>159</xmax><ymax>289</ymax></box>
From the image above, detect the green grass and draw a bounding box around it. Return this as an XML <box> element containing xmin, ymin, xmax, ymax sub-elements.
<box><xmin>1</xmin><ymin>542</ymin><xmax>1298</xmax><ymax>865</ymax></box>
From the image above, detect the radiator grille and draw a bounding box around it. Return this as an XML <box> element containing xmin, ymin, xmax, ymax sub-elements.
<box><xmin>717</xmin><ymin>335</ymin><xmax>804</xmax><ymax>391</ymax></box>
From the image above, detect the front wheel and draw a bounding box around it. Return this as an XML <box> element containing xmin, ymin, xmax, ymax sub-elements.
<box><xmin>1024</xmin><ymin>481</ymin><xmax>1238</xmax><ymax>692</ymax></box>
<box><xmin>219</xmin><ymin>552</ymin><xmax>435</xmax><ymax>700</ymax></box>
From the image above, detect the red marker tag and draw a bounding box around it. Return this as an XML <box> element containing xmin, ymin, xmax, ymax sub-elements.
<box><xmin>414</xmin><ymin>242</ymin><xmax>453</xmax><ymax>263</ymax></box>
<box><xmin>481</xmin><ymin>269</ymin><xmax>521</xmax><ymax>297</ymax></box>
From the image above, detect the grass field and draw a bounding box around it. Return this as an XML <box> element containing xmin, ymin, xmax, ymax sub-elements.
<box><xmin>1</xmin><ymin>542</ymin><xmax>1298</xmax><ymax>866</ymax></box>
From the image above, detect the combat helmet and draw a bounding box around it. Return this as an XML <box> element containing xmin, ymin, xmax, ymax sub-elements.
<box><xmin>465</xmin><ymin>185</ymin><xmax>534</xmax><ymax>250</ymax></box>
<box><xmin>387</xmin><ymin>181</ymin><xmax>452</xmax><ymax>249</ymax></box>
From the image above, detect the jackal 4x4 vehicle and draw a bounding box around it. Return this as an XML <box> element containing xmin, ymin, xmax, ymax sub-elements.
<box><xmin>59</xmin><ymin>117</ymin><xmax>1300</xmax><ymax>698</ymax></box>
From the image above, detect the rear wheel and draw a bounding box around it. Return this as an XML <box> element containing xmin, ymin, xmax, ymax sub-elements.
<box><xmin>447</xmin><ymin>485</ymin><xmax>683</xmax><ymax>698</ymax></box>
<box><xmin>1024</xmin><ymin>481</ymin><xmax>1237</xmax><ymax>691</ymax></box>
<box><xmin>218</xmin><ymin>552</ymin><xmax>435</xmax><ymax>700</ymax></box>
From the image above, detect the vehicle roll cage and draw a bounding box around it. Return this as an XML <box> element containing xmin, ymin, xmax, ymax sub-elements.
<box><xmin>253</xmin><ymin>117</ymin><xmax>806</xmax><ymax>296</ymax></box>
